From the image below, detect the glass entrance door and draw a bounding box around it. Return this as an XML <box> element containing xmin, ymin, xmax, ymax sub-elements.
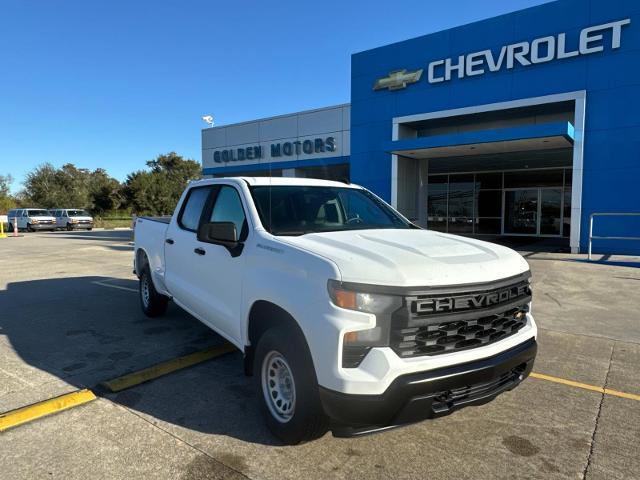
<box><xmin>539</xmin><ymin>188</ymin><xmax>562</xmax><ymax>235</ymax></box>
<box><xmin>504</xmin><ymin>188</ymin><xmax>563</xmax><ymax>236</ymax></box>
<box><xmin>504</xmin><ymin>189</ymin><xmax>538</xmax><ymax>234</ymax></box>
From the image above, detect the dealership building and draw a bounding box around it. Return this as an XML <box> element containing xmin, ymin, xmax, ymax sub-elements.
<box><xmin>202</xmin><ymin>0</ymin><xmax>640</xmax><ymax>255</ymax></box>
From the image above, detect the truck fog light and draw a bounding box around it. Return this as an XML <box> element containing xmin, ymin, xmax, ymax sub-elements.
<box><xmin>344</xmin><ymin>327</ymin><xmax>382</xmax><ymax>345</ymax></box>
<box><xmin>342</xmin><ymin>328</ymin><xmax>385</xmax><ymax>369</ymax></box>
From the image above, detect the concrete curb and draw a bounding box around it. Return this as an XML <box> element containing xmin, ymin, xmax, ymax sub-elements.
<box><xmin>92</xmin><ymin>227</ymin><xmax>132</xmax><ymax>231</ymax></box>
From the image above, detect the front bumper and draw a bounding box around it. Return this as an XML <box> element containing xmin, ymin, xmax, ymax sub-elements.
<box><xmin>29</xmin><ymin>223</ymin><xmax>56</xmax><ymax>230</ymax></box>
<box><xmin>320</xmin><ymin>337</ymin><xmax>537</xmax><ymax>437</ymax></box>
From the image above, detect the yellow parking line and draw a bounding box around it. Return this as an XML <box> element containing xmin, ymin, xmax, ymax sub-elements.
<box><xmin>0</xmin><ymin>389</ymin><xmax>96</xmax><ymax>432</ymax></box>
<box><xmin>101</xmin><ymin>343</ymin><xmax>237</xmax><ymax>393</ymax></box>
<box><xmin>531</xmin><ymin>372</ymin><xmax>640</xmax><ymax>401</ymax></box>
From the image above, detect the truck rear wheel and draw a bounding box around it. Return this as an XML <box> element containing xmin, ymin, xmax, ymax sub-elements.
<box><xmin>139</xmin><ymin>266</ymin><xmax>169</xmax><ymax>317</ymax></box>
<box><xmin>254</xmin><ymin>326</ymin><xmax>329</xmax><ymax>444</ymax></box>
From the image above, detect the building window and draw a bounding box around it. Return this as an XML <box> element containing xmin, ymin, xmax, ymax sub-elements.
<box><xmin>426</xmin><ymin>168</ymin><xmax>571</xmax><ymax>237</ymax></box>
<box><xmin>427</xmin><ymin>175</ymin><xmax>448</xmax><ymax>232</ymax></box>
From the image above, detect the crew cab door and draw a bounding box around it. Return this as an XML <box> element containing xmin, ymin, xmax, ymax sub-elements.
<box><xmin>164</xmin><ymin>184</ymin><xmax>247</xmax><ymax>344</ymax></box>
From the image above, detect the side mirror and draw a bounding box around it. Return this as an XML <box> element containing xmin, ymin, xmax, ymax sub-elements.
<box><xmin>197</xmin><ymin>222</ymin><xmax>244</xmax><ymax>258</ymax></box>
<box><xmin>197</xmin><ymin>221</ymin><xmax>238</xmax><ymax>247</ymax></box>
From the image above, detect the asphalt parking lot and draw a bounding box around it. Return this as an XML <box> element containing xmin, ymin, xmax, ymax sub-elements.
<box><xmin>0</xmin><ymin>230</ymin><xmax>639</xmax><ymax>480</ymax></box>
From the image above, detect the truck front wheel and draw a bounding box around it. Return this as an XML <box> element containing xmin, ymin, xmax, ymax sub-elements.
<box><xmin>254</xmin><ymin>326</ymin><xmax>329</xmax><ymax>444</ymax></box>
<box><xmin>139</xmin><ymin>266</ymin><xmax>169</xmax><ymax>317</ymax></box>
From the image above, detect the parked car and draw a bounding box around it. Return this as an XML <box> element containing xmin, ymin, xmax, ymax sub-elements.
<box><xmin>134</xmin><ymin>177</ymin><xmax>537</xmax><ymax>444</ymax></box>
<box><xmin>50</xmin><ymin>208</ymin><xmax>94</xmax><ymax>231</ymax></box>
<box><xmin>7</xmin><ymin>208</ymin><xmax>57</xmax><ymax>232</ymax></box>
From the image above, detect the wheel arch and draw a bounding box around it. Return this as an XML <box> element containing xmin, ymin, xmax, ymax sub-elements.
<box><xmin>135</xmin><ymin>247</ymin><xmax>150</xmax><ymax>277</ymax></box>
<box><xmin>244</xmin><ymin>300</ymin><xmax>309</xmax><ymax>377</ymax></box>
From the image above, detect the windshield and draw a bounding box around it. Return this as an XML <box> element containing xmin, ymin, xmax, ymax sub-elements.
<box><xmin>250</xmin><ymin>186</ymin><xmax>412</xmax><ymax>235</ymax></box>
<box><xmin>27</xmin><ymin>210</ymin><xmax>50</xmax><ymax>217</ymax></box>
<box><xmin>67</xmin><ymin>210</ymin><xmax>89</xmax><ymax>216</ymax></box>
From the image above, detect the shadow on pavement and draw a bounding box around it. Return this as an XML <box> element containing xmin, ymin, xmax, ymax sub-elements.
<box><xmin>46</xmin><ymin>230</ymin><xmax>133</xmax><ymax>242</ymax></box>
<box><xmin>0</xmin><ymin>275</ymin><xmax>279</xmax><ymax>446</ymax></box>
<box><xmin>566</xmin><ymin>259</ymin><xmax>640</xmax><ymax>268</ymax></box>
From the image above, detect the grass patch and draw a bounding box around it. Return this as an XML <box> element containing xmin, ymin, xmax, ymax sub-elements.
<box><xmin>94</xmin><ymin>217</ymin><xmax>132</xmax><ymax>229</ymax></box>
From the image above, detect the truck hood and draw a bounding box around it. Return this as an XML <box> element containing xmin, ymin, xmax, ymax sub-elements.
<box><xmin>278</xmin><ymin>229</ymin><xmax>529</xmax><ymax>287</ymax></box>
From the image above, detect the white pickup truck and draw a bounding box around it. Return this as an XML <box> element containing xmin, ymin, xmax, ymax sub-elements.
<box><xmin>134</xmin><ymin>177</ymin><xmax>537</xmax><ymax>444</ymax></box>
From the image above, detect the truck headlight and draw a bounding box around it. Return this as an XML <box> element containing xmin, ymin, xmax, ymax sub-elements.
<box><xmin>328</xmin><ymin>280</ymin><xmax>403</xmax><ymax>368</ymax></box>
<box><xmin>327</xmin><ymin>280</ymin><xmax>398</xmax><ymax>314</ymax></box>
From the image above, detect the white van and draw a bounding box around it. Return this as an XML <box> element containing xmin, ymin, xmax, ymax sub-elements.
<box><xmin>50</xmin><ymin>208</ymin><xmax>94</xmax><ymax>231</ymax></box>
<box><xmin>6</xmin><ymin>209</ymin><xmax>57</xmax><ymax>232</ymax></box>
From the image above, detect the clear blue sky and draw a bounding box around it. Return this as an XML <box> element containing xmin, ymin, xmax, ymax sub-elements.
<box><xmin>0</xmin><ymin>0</ymin><xmax>551</xmax><ymax>193</ymax></box>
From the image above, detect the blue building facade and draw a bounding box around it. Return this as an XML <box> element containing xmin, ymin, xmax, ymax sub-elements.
<box><xmin>350</xmin><ymin>0</ymin><xmax>640</xmax><ymax>254</ymax></box>
<box><xmin>203</xmin><ymin>0</ymin><xmax>639</xmax><ymax>254</ymax></box>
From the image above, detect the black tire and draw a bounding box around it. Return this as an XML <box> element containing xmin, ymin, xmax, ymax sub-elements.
<box><xmin>66</xmin><ymin>223</ymin><xmax>74</xmax><ymax>231</ymax></box>
<box><xmin>254</xmin><ymin>326</ymin><xmax>329</xmax><ymax>444</ymax></box>
<box><xmin>139</xmin><ymin>266</ymin><xmax>169</xmax><ymax>317</ymax></box>
<box><xmin>26</xmin><ymin>223</ymin><xmax>34</xmax><ymax>232</ymax></box>
<box><xmin>87</xmin><ymin>228</ymin><xmax>93</xmax><ymax>231</ymax></box>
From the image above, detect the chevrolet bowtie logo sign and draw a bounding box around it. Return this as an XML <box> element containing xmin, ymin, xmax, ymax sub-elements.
<box><xmin>373</xmin><ymin>69</ymin><xmax>424</xmax><ymax>91</ymax></box>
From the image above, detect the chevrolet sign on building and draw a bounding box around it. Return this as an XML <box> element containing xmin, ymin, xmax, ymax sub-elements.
<box><xmin>373</xmin><ymin>18</ymin><xmax>631</xmax><ymax>89</ymax></box>
<box><xmin>202</xmin><ymin>0</ymin><xmax>640</xmax><ymax>256</ymax></box>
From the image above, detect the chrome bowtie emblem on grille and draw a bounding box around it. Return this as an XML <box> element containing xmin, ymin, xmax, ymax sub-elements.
<box><xmin>373</xmin><ymin>69</ymin><xmax>424</xmax><ymax>91</ymax></box>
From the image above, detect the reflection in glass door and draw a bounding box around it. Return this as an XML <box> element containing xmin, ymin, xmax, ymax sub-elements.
<box><xmin>504</xmin><ymin>190</ymin><xmax>538</xmax><ymax>234</ymax></box>
<box><xmin>540</xmin><ymin>188</ymin><xmax>562</xmax><ymax>235</ymax></box>
<box><xmin>504</xmin><ymin>188</ymin><xmax>563</xmax><ymax>236</ymax></box>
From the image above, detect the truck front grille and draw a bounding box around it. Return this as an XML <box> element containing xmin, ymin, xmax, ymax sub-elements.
<box><xmin>392</xmin><ymin>306</ymin><xmax>528</xmax><ymax>358</ymax></box>
<box><xmin>390</xmin><ymin>275</ymin><xmax>531</xmax><ymax>359</ymax></box>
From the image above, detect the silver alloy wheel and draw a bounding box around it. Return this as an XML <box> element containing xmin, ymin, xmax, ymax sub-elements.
<box><xmin>261</xmin><ymin>350</ymin><xmax>296</xmax><ymax>423</ymax></box>
<box><xmin>141</xmin><ymin>274</ymin><xmax>151</xmax><ymax>308</ymax></box>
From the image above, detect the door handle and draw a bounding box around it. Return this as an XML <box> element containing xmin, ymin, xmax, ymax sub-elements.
<box><xmin>194</xmin><ymin>248</ymin><xmax>206</xmax><ymax>256</ymax></box>
<box><xmin>165</xmin><ymin>238</ymin><xmax>174</xmax><ymax>245</ymax></box>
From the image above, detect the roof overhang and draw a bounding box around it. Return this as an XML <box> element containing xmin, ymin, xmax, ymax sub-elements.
<box><xmin>387</xmin><ymin>122</ymin><xmax>574</xmax><ymax>159</ymax></box>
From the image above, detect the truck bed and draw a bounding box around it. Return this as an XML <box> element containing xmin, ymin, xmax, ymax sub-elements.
<box><xmin>133</xmin><ymin>216</ymin><xmax>171</xmax><ymax>279</ymax></box>
<box><xmin>137</xmin><ymin>216</ymin><xmax>172</xmax><ymax>224</ymax></box>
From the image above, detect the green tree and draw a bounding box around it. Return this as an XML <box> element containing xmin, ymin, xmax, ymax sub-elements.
<box><xmin>22</xmin><ymin>163</ymin><xmax>124</xmax><ymax>211</ymax></box>
<box><xmin>125</xmin><ymin>152</ymin><xmax>200</xmax><ymax>215</ymax></box>
<box><xmin>23</xmin><ymin>163</ymin><xmax>60</xmax><ymax>207</ymax></box>
<box><xmin>0</xmin><ymin>174</ymin><xmax>16</xmax><ymax>213</ymax></box>
<box><xmin>56</xmin><ymin>163</ymin><xmax>91</xmax><ymax>207</ymax></box>
<box><xmin>88</xmin><ymin>168</ymin><xmax>124</xmax><ymax>213</ymax></box>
